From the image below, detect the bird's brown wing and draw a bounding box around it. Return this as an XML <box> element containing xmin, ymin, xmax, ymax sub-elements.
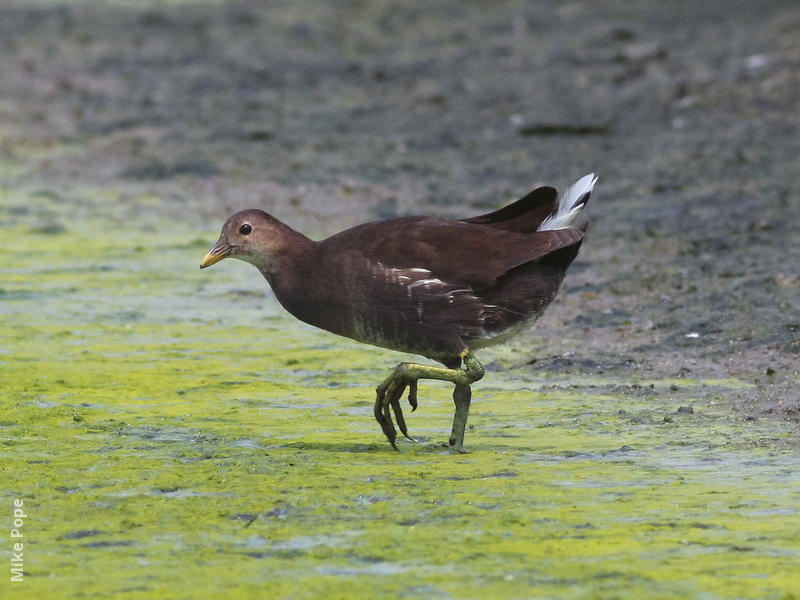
<box><xmin>460</xmin><ymin>186</ymin><xmax>558</xmax><ymax>233</ymax></box>
<box><xmin>323</xmin><ymin>217</ymin><xmax>583</xmax><ymax>290</ymax></box>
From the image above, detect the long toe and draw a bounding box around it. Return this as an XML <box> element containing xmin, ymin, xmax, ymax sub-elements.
<box><xmin>387</xmin><ymin>377</ymin><xmax>416</xmax><ymax>441</ymax></box>
<box><xmin>384</xmin><ymin>377</ymin><xmax>411</xmax><ymax>443</ymax></box>
<box><xmin>381</xmin><ymin>398</ymin><xmax>398</xmax><ymax>450</ymax></box>
<box><xmin>376</xmin><ymin>370</ymin><xmax>417</xmax><ymax>447</ymax></box>
<box><xmin>374</xmin><ymin>382</ymin><xmax>398</xmax><ymax>450</ymax></box>
<box><xmin>390</xmin><ymin>395</ymin><xmax>414</xmax><ymax>441</ymax></box>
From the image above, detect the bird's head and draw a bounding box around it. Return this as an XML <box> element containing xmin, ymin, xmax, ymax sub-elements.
<box><xmin>200</xmin><ymin>209</ymin><xmax>285</xmax><ymax>272</ymax></box>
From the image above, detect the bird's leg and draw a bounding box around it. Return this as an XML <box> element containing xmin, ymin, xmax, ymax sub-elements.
<box><xmin>374</xmin><ymin>350</ymin><xmax>485</xmax><ymax>451</ymax></box>
<box><xmin>449</xmin><ymin>383</ymin><xmax>472</xmax><ymax>454</ymax></box>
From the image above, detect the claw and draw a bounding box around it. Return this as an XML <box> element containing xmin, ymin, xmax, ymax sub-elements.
<box><xmin>407</xmin><ymin>380</ymin><xmax>418</xmax><ymax>412</ymax></box>
<box><xmin>381</xmin><ymin>395</ymin><xmax>397</xmax><ymax>450</ymax></box>
<box><xmin>374</xmin><ymin>382</ymin><xmax>398</xmax><ymax>450</ymax></box>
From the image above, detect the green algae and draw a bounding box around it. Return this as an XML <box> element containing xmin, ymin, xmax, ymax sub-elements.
<box><xmin>2</xmin><ymin>219</ymin><xmax>800</xmax><ymax>600</ymax></box>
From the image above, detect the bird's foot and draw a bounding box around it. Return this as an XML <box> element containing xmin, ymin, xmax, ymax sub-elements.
<box><xmin>373</xmin><ymin>352</ymin><xmax>485</xmax><ymax>451</ymax></box>
<box><xmin>374</xmin><ymin>366</ymin><xmax>419</xmax><ymax>450</ymax></box>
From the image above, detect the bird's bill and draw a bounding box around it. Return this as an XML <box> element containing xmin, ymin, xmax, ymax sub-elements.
<box><xmin>200</xmin><ymin>240</ymin><xmax>231</xmax><ymax>268</ymax></box>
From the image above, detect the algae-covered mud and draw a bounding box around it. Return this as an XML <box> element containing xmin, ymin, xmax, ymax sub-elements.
<box><xmin>2</xmin><ymin>0</ymin><xmax>799</xmax><ymax>598</ymax></box>
<box><xmin>3</xmin><ymin>219</ymin><xmax>799</xmax><ymax>598</ymax></box>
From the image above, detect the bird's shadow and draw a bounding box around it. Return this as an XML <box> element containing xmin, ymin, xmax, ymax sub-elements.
<box><xmin>270</xmin><ymin>437</ymin><xmax>473</xmax><ymax>455</ymax></box>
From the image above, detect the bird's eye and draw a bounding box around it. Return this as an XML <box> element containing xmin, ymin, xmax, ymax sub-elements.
<box><xmin>239</xmin><ymin>223</ymin><xmax>252</xmax><ymax>235</ymax></box>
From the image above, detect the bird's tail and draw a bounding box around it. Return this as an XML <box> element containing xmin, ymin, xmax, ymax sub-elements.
<box><xmin>537</xmin><ymin>173</ymin><xmax>597</xmax><ymax>231</ymax></box>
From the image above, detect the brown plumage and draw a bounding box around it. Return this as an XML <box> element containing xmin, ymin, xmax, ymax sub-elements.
<box><xmin>201</xmin><ymin>174</ymin><xmax>597</xmax><ymax>451</ymax></box>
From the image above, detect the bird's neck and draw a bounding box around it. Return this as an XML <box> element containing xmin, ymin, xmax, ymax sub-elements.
<box><xmin>250</xmin><ymin>221</ymin><xmax>315</xmax><ymax>278</ymax></box>
<box><xmin>262</xmin><ymin>238</ymin><xmax>327</xmax><ymax>326</ymax></box>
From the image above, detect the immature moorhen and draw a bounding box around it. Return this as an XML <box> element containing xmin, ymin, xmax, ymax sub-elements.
<box><xmin>201</xmin><ymin>174</ymin><xmax>597</xmax><ymax>452</ymax></box>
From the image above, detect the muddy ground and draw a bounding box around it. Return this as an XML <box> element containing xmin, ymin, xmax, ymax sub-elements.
<box><xmin>1</xmin><ymin>1</ymin><xmax>799</xmax><ymax>598</ymax></box>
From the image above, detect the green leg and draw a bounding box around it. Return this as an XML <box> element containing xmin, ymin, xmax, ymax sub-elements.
<box><xmin>374</xmin><ymin>351</ymin><xmax>484</xmax><ymax>451</ymax></box>
<box><xmin>448</xmin><ymin>383</ymin><xmax>472</xmax><ymax>453</ymax></box>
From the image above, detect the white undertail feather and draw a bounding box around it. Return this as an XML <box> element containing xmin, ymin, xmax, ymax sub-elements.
<box><xmin>537</xmin><ymin>173</ymin><xmax>598</xmax><ymax>231</ymax></box>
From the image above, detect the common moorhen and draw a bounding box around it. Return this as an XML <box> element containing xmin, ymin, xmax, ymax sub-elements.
<box><xmin>201</xmin><ymin>174</ymin><xmax>597</xmax><ymax>452</ymax></box>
